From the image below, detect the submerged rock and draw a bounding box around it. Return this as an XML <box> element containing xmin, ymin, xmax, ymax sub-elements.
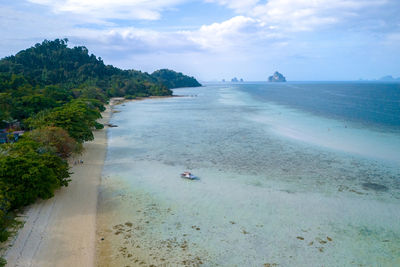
<box><xmin>362</xmin><ymin>182</ymin><xmax>388</xmax><ymax>192</ymax></box>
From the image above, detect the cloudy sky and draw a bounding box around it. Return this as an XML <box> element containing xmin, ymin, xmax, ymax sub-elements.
<box><xmin>1</xmin><ymin>0</ymin><xmax>399</xmax><ymax>81</ymax></box>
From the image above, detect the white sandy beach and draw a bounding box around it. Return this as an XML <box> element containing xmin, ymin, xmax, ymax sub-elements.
<box><xmin>4</xmin><ymin>105</ymin><xmax>112</xmax><ymax>267</ymax></box>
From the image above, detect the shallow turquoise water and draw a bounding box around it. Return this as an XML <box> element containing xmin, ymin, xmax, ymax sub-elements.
<box><xmin>102</xmin><ymin>84</ymin><xmax>400</xmax><ymax>266</ymax></box>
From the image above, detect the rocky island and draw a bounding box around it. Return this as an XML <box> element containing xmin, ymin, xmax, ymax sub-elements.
<box><xmin>268</xmin><ymin>71</ymin><xmax>286</xmax><ymax>82</ymax></box>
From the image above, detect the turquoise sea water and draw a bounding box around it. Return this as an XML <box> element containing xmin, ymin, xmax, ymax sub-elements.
<box><xmin>101</xmin><ymin>82</ymin><xmax>400</xmax><ymax>266</ymax></box>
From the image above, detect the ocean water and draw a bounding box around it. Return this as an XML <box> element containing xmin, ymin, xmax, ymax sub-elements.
<box><xmin>97</xmin><ymin>82</ymin><xmax>400</xmax><ymax>266</ymax></box>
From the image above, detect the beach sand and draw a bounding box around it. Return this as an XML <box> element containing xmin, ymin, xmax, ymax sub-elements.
<box><xmin>4</xmin><ymin>104</ymin><xmax>112</xmax><ymax>267</ymax></box>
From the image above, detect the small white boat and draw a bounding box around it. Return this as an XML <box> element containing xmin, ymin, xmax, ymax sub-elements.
<box><xmin>181</xmin><ymin>171</ymin><xmax>198</xmax><ymax>180</ymax></box>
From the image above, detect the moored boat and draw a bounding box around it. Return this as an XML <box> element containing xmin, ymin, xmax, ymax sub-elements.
<box><xmin>181</xmin><ymin>171</ymin><xmax>198</xmax><ymax>180</ymax></box>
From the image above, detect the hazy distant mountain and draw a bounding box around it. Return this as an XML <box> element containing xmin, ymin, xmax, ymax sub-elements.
<box><xmin>268</xmin><ymin>71</ymin><xmax>286</xmax><ymax>82</ymax></box>
<box><xmin>231</xmin><ymin>77</ymin><xmax>239</xmax><ymax>82</ymax></box>
<box><xmin>380</xmin><ymin>75</ymin><xmax>395</xmax><ymax>81</ymax></box>
<box><xmin>379</xmin><ymin>75</ymin><xmax>400</xmax><ymax>81</ymax></box>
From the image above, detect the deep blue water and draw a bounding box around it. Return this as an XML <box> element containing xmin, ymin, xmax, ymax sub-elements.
<box><xmin>236</xmin><ymin>82</ymin><xmax>400</xmax><ymax>131</ymax></box>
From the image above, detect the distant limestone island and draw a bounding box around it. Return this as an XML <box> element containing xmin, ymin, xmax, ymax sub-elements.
<box><xmin>231</xmin><ymin>77</ymin><xmax>244</xmax><ymax>82</ymax></box>
<box><xmin>268</xmin><ymin>71</ymin><xmax>286</xmax><ymax>82</ymax></box>
<box><xmin>223</xmin><ymin>73</ymin><xmax>287</xmax><ymax>83</ymax></box>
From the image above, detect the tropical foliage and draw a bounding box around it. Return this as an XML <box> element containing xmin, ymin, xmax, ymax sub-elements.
<box><xmin>25</xmin><ymin>126</ymin><xmax>82</xmax><ymax>159</ymax></box>
<box><xmin>152</xmin><ymin>69</ymin><xmax>202</xmax><ymax>89</ymax></box>
<box><xmin>25</xmin><ymin>99</ymin><xmax>104</xmax><ymax>143</ymax></box>
<box><xmin>0</xmin><ymin>138</ymin><xmax>70</xmax><ymax>209</ymax></box>
<box><xmin>0</xmin><ymin>39</ymin><xmax>200</xmax><ymax>254</ymax></box>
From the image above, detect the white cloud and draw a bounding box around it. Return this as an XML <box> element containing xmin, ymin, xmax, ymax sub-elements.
<box><xmin>28</xmin><ymin>0</ymin><xmax>187</xmax><ymax>21</ymax></box>
<box><xmin>2</xmin><ymin>0</ymin><xmax>399</xmax><ymax>80</ymax></box>
<box><xmin>206</xmin><ymin>0</ymin><xmax>390</xmax><ymax>32</ymax></box>
<box><xmin>185</xmin><ymin>16</ymin><xmax>265</xmax><ymax>50</ymax></box>
<box><xmin>68</xmin><ymin>15</ymin><xmax>285</xmax><ymax>57</ymax></box>
<box><xmin>70</xmin><ymin>27</ymin><xmax>201</xmax><ymax>55</ymax></box>
<box><xmin>24</xmin><ymin>0</ymin><xmax>397</xmax><ymax>34</ymax></box>
<box><xmin>0</xmin><ymin>1</ymin><xmax>284</xmax><ymax>58</ymax></box>
<box><xmin>205</xmin><ymin>0</ymin><xmax>259</xmax><ymax>12</ymax></box>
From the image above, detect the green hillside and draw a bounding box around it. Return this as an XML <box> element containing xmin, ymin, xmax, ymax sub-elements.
<box><xmin>152</xmin><ymin>69</ymin><xmax>202</xmax><ymax>89</ymax></box>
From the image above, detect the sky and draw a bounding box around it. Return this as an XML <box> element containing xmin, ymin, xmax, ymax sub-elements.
<box><xmin>1</xmin><ymin>0</ymin><xmax>400</xmax><ymax>81</ymax></box>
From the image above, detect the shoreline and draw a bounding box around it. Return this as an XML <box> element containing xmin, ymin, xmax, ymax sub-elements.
<box><xmin>4</xmin><ymin>103</ymin><xmax>112</xmax><ymax>267</ymax></box>
<box><xmin>92</xmin><ymin>87</ymin><xmax>400</xmax><ymax>266</ymax></box>
<box><xmin>94</xmin><ymin>94</ymin><xmax>210</xmax><ymax>266</ymax></box>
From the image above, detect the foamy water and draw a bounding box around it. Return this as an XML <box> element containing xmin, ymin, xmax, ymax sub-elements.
<box><xmin>98</xmin><ymin>84</ymin><xmax>400</xmax><ymax>266</ymax></box>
